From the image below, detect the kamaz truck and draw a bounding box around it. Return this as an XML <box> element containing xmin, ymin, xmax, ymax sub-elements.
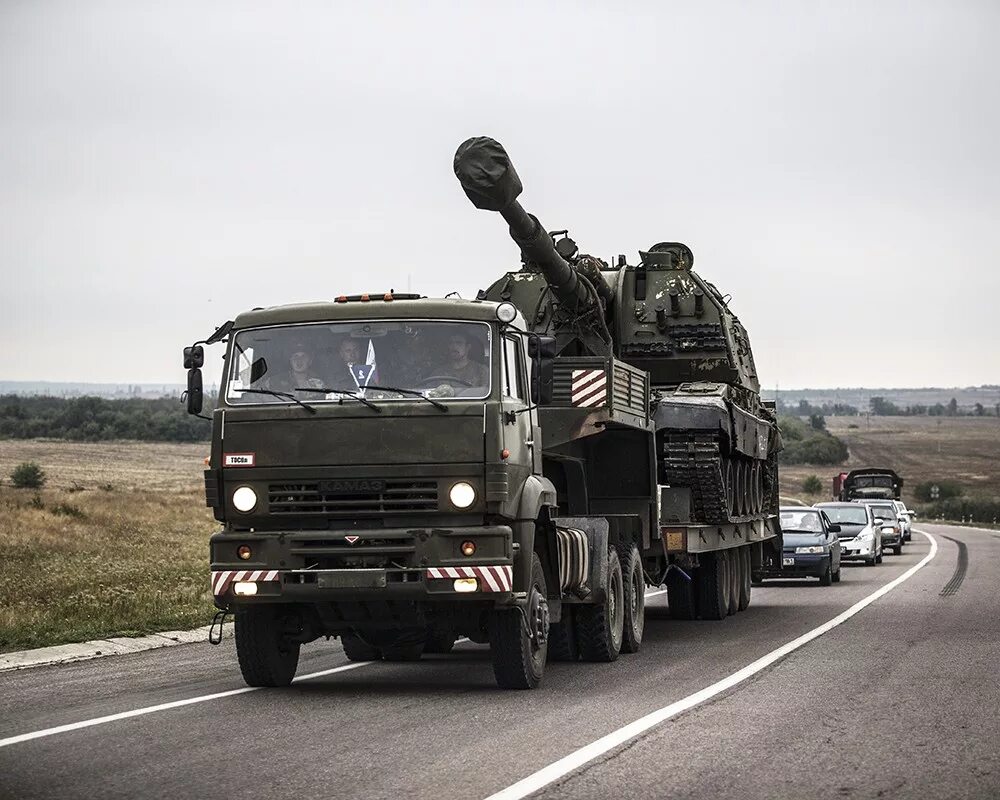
<box><xmin>838</xmin><ymin>468</ymin><xmax>903</xmax><ymax>501</ymax></box>
<box><xmin>183</xmin><ymin>137</ymin><xmax>782</xmax><ymax>689</ymax></box>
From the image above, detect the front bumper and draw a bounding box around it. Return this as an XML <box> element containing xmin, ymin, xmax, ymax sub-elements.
<box><xmin>210</xmin><ymin>524</ymin><xmax>514</xmax><ymax>606</ymax></box>
<box><xmin>760</xmin><ymin>552</ymin><xmax>830</xmax><ymax>578</ymax></box>
<box><xmin>840</xmin><ymin>541</ymin><xmax>876</xmax><ymax>560</ymax></box>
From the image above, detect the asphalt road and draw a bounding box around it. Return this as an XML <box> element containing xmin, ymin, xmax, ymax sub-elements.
<box><xmin>1</xmin><ymin>523</ymin><xmax>997</xmax><ymax>800</ymax></box>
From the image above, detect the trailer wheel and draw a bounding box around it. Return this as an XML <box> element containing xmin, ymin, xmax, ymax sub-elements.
<box><xmin>738</xmin><ymin>546</ymin><xmax>752</xmax><ymax>611</ymax></box>
<box><xmin>576</xmin><ymin>547</ymin><xmax>624</xmax><ymax>662</ymax></box>
<box><xmin>234</xmin><ymin>606</ymin><xmax>300</xmax><ymax>687</ymax></box>
<box><xmin>726</xmin><ymin>549</ymin><xmax>740</xmax><ymax>616</ymax></box>
<box><xmin>547</xmin><ymin>607</ymin><xmax>578</xmax><ymax>662</ymax></box>
<box><xmin>341</xmin><ymin>633</ymin><xmax>382</xmax><ymax>662</ymax></box>
<box><xmin>619</xmin><ymin>542</ymin><xmax>645</xmax><ymax>654</ymax></box>
<box><xmin>697</xmin><ymin>551</ymin><xmax>729</xmax><ymax>621</ymax></box>
<box><xmin>666</xmin><ymin>567</ymin><xmax>697</xmax><ymax>620</ymax></box>
<box><xmin>490</xmin><ymin>552</ymin><xmax>548</xmax><ymax>689</ymax></box>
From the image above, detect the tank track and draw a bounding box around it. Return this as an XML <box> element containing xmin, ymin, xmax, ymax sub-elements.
<box><xmin>661</xmin><ymin>433</ymin><xmax>772</xmax><ymax>525</ymax></box>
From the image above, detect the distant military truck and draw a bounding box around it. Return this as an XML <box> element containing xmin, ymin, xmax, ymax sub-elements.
<box><xmin>838</xmin><ymin>468</ymin><xmax>903</xmax><ymax>501</ymax></box>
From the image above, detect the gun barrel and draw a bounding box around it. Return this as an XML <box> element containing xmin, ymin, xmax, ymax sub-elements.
<box><xmin>454</xmin><ymin>136</ymin><xmax>592</xmax><ymax>312</ymax></box>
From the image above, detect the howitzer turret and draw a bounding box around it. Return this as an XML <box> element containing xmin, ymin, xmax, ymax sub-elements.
<box><xmin>456</xmin><ymin>135</ymin><xmax>782</xmax><ymax>527</ymax></box>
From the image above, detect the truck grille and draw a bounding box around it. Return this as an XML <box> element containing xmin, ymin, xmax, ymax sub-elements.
<box><xmin>268</xmin><ymin>480</ymin><xmax>438</xmax><ymax>516</ymax></box>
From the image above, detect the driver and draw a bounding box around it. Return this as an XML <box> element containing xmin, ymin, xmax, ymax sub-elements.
<box><xmin>433</xmin><ymin>331</ymin><xmax>488</xmax><ymax>387</ymax></box>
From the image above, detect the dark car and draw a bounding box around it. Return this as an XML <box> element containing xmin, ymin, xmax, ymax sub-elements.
<box><xmin>815</xmin><ymin>501</ymin><xmax>883</xmax><ymax>566</ymax></box>
<box><xmin>759</xmin><ymin>507</ymin><xmax>842</xmax><ymax>585</ymax></box>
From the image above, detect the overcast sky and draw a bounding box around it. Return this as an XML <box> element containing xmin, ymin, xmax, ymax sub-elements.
<box><xmin>2</xmin><ymin>0</ymin><xmax>998</xmax><ymax>389</ymax></box>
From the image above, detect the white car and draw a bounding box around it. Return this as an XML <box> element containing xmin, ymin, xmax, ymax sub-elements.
<box><xmin>892</xmin><ymin>500</ymin><xmax>914</xmax><ymax>541</ymax></box>
<box><xmin>814</xmin><ymin>502</ymin><xmax>883</xmax><ymax>566</ymax></box>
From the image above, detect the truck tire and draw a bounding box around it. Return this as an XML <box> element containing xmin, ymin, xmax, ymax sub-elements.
<box><xmin>726</xmin><ymin>549</ymin><xmax>740</xmax><ymax>616</ymax></box>
<box><xmin>619</xmin><ymin>542</ymin><xmax>645</xmax><ymax>654</ymax></box>
<box><xmin>341</xmin><ymin>633</ymin><xmax>381</xmax><ymax>662</ymax></box>
<box><xmin>575</xmin><ymin>547</ymin><xmax>624</xmax><ymax>662</ymax></box>
<box><xmin>697</xmin><ymin>551</ymin><xmax>729</xmax><ymax>621</ymax></box>
<box><xmin>490</xmin><ymin>552</ymin><xmax>548</xmax><ymax>689</ymax></box>
<box><xmin>546</xmin><ymin>607</ymin><xmax>578</xmax><ymax>662</ymax></box>
<box><xmin>234</xmin><ymin>606</ymin><xmax>300</xmax><ymax>687</ymax></box>
<box><xmin>666</xmin><ymin>568</ymin><xmax>697</xmax><ymax>620</ymax></box>
<box><xmin>737</xmin><ymin>546</ymin><xmax>752</xmax><ymax>611</ymax></box>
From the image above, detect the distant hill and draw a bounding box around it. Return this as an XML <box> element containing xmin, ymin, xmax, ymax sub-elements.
<box><xmin>762</xmin><ymin>386</ymin><xmax>1000</xmax><ymax>414</ymax></box>
<box><xmin>0</xmin><ymin>381</ymin><xmax>203</xmax><ymax>399</ymax></box>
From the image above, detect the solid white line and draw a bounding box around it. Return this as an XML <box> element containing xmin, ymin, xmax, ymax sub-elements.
<box><xmin>483</xmin><ymin>530</ymin><xmax>939</xmax><ymax>800</ymax></box>
<box><xmin>0</xmin><ymin>660</ymin><xmax>372</xmax><ymax>749</ymax></box>
<box><xmin>645</xmin><ymin>589</ymin><xmax>667</xmax><ymax>599</ymax></box>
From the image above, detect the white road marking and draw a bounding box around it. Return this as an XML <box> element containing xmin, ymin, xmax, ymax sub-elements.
<box><xmin>484</xmin><ymin>530</ymin><xmax>939</xmax><ymax>800</ymax></box>
<box><xmin>0</xmin><ymin>583</ymin><xmax>825</xmax><ymax>749</ymax></box>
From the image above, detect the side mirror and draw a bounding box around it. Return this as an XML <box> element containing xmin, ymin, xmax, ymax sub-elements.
<box><xmin>249</xmin><ymin>357</ymin><xmax>268</xmax><ymax>385</ymax></box>
<box><xmin>828</xmin><ymin>523</ymin><xmax>841</xmax><ymax>533</ymax></box>
<box><xmin>873</xmin><ymin>517</ymin><xmax>884</xmax><ymax>526</ymax></box>
<box><xmin>527</xmin><ymin>335</ymin><xmax>556</xmax><ymax>405</ymax></box>
<box><xmin>183</xmin><ymin>344</ymin><xmax>204</xmax><ymax>369</ymax></box>
<box><xmin>185</xmin><ymin>369</ymin><xmax>204</xmax><ymax>415</ymax></box>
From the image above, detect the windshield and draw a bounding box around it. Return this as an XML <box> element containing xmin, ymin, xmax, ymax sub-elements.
<box><xmin>226</xmin><ymin>320</ymin><xmax>492</xmax><ymax>405</ymax></box>
<box><xmin>869</xmin><ymin>505</ymin><xmax>897</xmax><ymax>521</ymax></box>
<box><xmin>855</xmin><ymin>475</ymin><xmax>893</xmax><ymax>488</ymax></box>
<box><xmin>780</xmin><ymin>510</ymin><xmax>824</xmax><ymax>533</ymax></box>
<box><xmin>818</xmin><ymin>506</ymin><xmax>868</xmax><ymax>525</ymax></box>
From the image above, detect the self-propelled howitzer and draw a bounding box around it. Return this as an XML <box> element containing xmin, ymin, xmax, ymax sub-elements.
<box><xmin>455</xmin><ymin>136</ymin><xmax>781</xmax><ymax>526</ymax></box>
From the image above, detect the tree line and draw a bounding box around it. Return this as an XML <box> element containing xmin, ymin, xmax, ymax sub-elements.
<box><xmin>0</xmin><ymin>395</ymin><xmax>210</xmax><ymax>442</ymax></box>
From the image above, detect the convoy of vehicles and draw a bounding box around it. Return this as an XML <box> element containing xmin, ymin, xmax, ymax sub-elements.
<box><xmin>183</xmin><ymin>136</ymin><xmax>784</xmax><ymax>690</ymax></box>
<box><xmin>764</xmin><ymin>507</ymin><xmax>842</xmax><ymax>585</ymax></box>
<box><xmin>815</xmin><ymin>502</ymin><xmax>884</xmax><ymax>566</ymax></box>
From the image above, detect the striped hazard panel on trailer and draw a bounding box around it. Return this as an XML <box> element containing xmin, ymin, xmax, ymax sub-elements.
<box><xmin>571</xmin><ymin>369</ymin><xmax>607</xmax><ymax>408</ymax></box>
<box><xmin>211</xmin><ymin>569</ymin><xmax>279</xmax><ymax>596</ymax></box>
<box><xmin>425</xmin><ymin>565</ymin><xmax>513</xmax><ymax>592</ymax></box>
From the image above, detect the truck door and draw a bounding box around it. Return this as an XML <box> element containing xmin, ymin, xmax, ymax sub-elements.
<box><xmin>501</xmin><ymin>334</ymin><xmax>537</xmax><ymax>475</ymax></box>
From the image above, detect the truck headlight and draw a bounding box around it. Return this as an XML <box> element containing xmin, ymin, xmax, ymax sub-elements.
<box><xmin>232</xmin><ymin>486</ymin><xmax>258</xmax><ymax>512</ymax></box>
<box><xmin>449</xmin><ymin>481</ymin><xmax>477</xmax><ymax>508</ymax></box>
<box><xmin>795</xmin><ymin>545</ymin><xmax>825</xmax><ymax>554</ymax></box>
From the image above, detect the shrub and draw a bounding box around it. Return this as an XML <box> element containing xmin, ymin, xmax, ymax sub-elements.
<box><xmin>801</xmin><ymin>475</ymin><xmax>823</xmax><ymax>494</ymax></box>
<box><xmin>51</xmin><ymin>502</ymin><xmax>86</xmax><ymax>519</ymax></box>
<box><xmin>11</xmin><ymin>462</ymin><xmax>46</xmax><ymax>489</ymax></box>
<box><xmin>913</xmin><ymin>480</ymin><xmax>963</xmax><ymax>503</ymax></box>
<box><xmin>779</xmin><ymin>434</ymin><xmax>849</xmax><ymax>465</ymax></box>
<box><xmin>921</xmin><ymin>497</ymin><xmax>1000</xmax><ymax>523</ymax></box>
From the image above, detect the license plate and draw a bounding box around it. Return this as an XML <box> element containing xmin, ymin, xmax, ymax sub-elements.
<box><xmin>782</xmin><ymin>557</ymin><xmax>795</xmax><ymax>566</ymax></box>
<box><xmin>316</xmin><ymin>569</ymin><xmax>387</xmax><ymax>589</ymax></box>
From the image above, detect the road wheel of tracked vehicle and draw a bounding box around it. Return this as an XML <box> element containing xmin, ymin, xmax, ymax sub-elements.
<box><xmin>547</xmin><ymin>607</ymin><xmax>578</xmax><ymax>662</ymax></box>
<box><xmin>667</xmin><ymin>566</ymin><xmax>697</xmax><ymax>620</ymax></box>
<box><xmin>576</xmin><ymin>547</ymin><xmax>625</xmax><ymax>662</ymax></box>
<box><xmin>726</xmin><ymin>549</ymin><xmax>740</xmax><ymax>616</ymax></box>
<box><xmin>341</xmin><ymin>632</ymin><xmax>382</xmax><ymax>662</ymax></box>
<box><xmin>697</xmin><ymin>551</ymin><xmax>729</xmax><ymax>621</ymax></box>
<box><xmin>490</xmin><ymin>552</ymin><xmax>548</xmax><ymax>689</ymax></box>
<box><xmin>725</xmin><ymin>460</ymin><xmax>736</xmax><ymax>517</ymax></box>
<box><xmin>619</xmin><ymin>542</ymin><xmax>645</xmax><ymax>654</ymax></box>
<box><xmin>738</xmin><ymin>546</ymin><xmax>752</xmax><ymax>611</ymax></box>
<box><xmin>234</xmin><ymin>606</ymin><xmax>300</xmax><ymax>687</ymax></box>
<box><xmin>750</xmin><ymin>463</ymin><xmax>762</xmax><ymax>514</ymax></box>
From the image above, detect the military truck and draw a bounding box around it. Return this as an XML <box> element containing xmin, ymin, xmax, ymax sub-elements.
<box><xmin>183</xmin><ymin>136</ymin><xmax>781</xmax><ymax>690</ymax></box>
<box><xmin>837</xmin><ymin>468</ymin><xmax>903</xmax><ymax>501</ymax></box>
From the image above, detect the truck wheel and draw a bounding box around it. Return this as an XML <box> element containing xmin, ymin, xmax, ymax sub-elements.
<box><xmin>341</xmin><ymin>633</ymin><xmax>382</xmax><ymax>662</ymax></box>
<box><xmin>666</xmin><ymin>568</ymin><xmax>697</xmax><ymax>620</ymax></box>
<box><xmin>738</xmin><ymin>547</ymin><xmax>752</xmax><ymax>611</ymax></box>
<box><xmin>819</xmin><ymin>562</ymin><xmax>833</xmax><ymax>586</ymax></box>
<box><xmin>726</xmin><ymin>549</ymin><xmax>740</xmax><ymax>616</ymax></box>
<box><xmin>697</xmin><ymin>551</ymin><xmax>729</xmax><ymax>621</ymax></box>
<box><xmin>576</xmin><ymin>547</ymin><xmax>624</xmax><ymax>662</ymax></box>
<box><xmin>619</xmin><ymin>542</ymin><xmax>645</xmax><ymax>654</ymax></box>
<box><xmin>490</xmin><ymin>552</ymin><xmax>548</xmax><ymax>689</ymax></box>
<box><xmin>423</xmin><ymin>626</ymin><xmax>457</xmax><ymax>654</ymax></box>
<box><xmin>547</xmin><ymin>607</ymin><xmax>578</xmax><ymax>662</ymax></box>
<box><xmin>234</xmin><ymin>606</ymin><xmax>300</xmax><ymax>687</ymax></box>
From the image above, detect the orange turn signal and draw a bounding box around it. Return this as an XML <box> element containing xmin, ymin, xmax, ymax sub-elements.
<box><xmin>501</xmin><ymin>449</ymin><xmax>510</xmax><ymax>460</ymax></box>
<box><xmin>237</xmin><ymin>545</ymin><xmax>253</xmax><ymax>560</ymax></box>
<box><xmin>461</xmin><ymin>541</ymin><xmax>476</xmax><ymax>557</ymax></box>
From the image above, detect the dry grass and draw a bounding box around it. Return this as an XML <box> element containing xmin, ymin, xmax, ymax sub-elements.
<box><xmin>779</xmin><ymin>416</ymin><xmax>1000</xmax><ymax>506</ymax></box>
<box><xmin>0</xmin><ymin>441</ymin><xmax>215</xmax><ymax>652</ymax></box>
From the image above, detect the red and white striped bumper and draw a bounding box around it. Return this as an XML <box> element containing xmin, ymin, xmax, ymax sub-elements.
<box><xmin>211</xmin><ymin>569</ymin><xmax>280</xmax><ymax>596</ymax></box>
<box><xmin>425</xmin><ymin>565</ymin><xmax>513</xmax><ymax>592</ymax></box>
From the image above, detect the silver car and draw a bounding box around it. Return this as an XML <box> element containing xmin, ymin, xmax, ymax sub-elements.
<box><xmin>892</xmin><ymin>500</ymin><xmax>914</xmax><ymax>541</ymax></box>
<box><xmin>814</xmin><ymin>502</ymin><xmax>883</xmax><ymax>566</ymax></box>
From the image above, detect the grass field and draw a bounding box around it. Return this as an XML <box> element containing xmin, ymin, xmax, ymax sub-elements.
<box><xmin>0</xmin><ymin>441</ymin><xmax>214</xmax><ymax>652</ymax></box>
<box><xmin>779</xmin><ymin>416</ymin><xmax>1000</xmax><ymax>508</ymax></box>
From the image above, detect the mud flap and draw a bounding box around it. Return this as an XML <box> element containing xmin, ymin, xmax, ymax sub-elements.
<box><xmin>553</xmin><ymin>516</ymin><xmax>608</xmax><ymax>603</ymax></box>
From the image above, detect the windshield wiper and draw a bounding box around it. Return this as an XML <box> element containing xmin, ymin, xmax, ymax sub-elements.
<box><xmin>237</xmin><ymin>388</ymin><xmax>316</xmax><ymax>414</ymax></box>
<box><xmin>294</xmin><ymin>387</ymin><xmax>381</xmax><ymax>413</ymax></box>
<box><xmin>362</xmin><ymin>385</ymin><xmax>449</xmax><ymax>412</ymax></box>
